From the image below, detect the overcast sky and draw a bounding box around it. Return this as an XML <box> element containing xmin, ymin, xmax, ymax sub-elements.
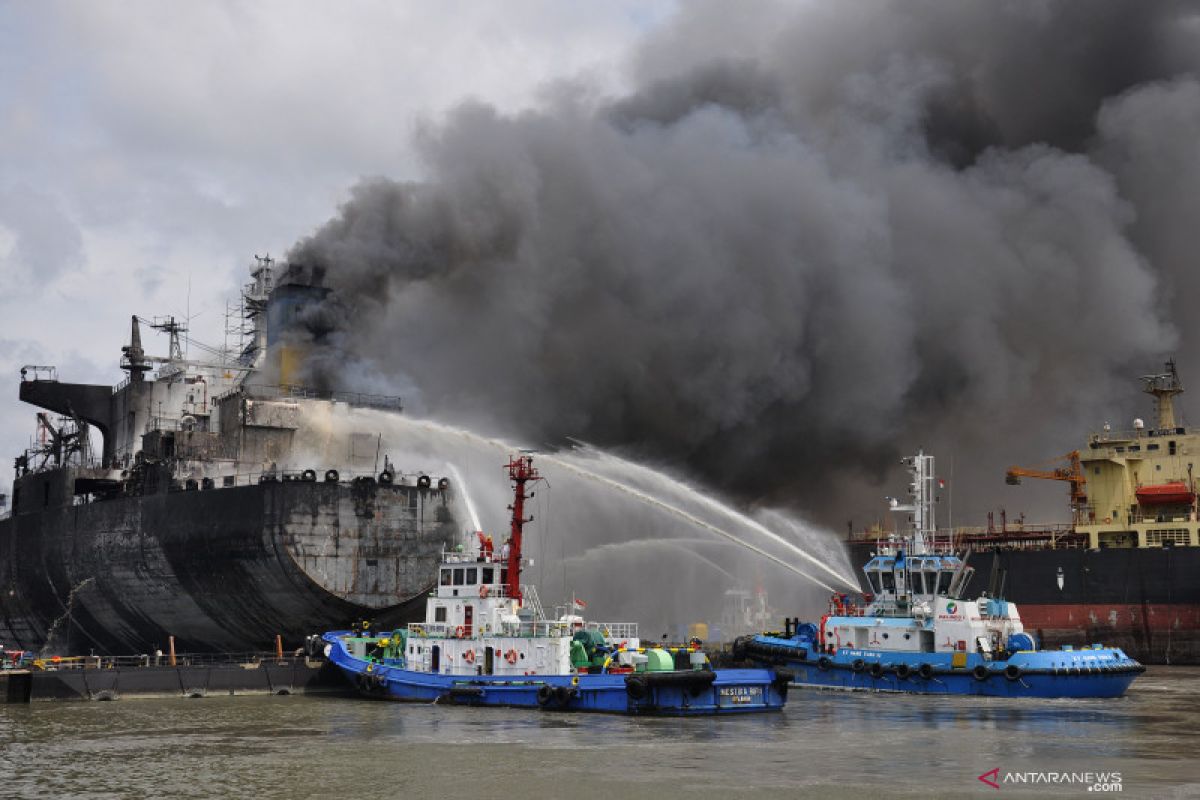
<box><xmin>0</xmin><ymin>1</ymin><xmax>673</xmax><ymax>501</ymax></box>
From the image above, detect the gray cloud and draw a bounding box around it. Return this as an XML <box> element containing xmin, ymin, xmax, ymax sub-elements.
<box><xmin>288</xmin><ymin>1</ymin><xmax>1200</xmax><ymax>524</ymax></box>
<box><xmin>0</xmin><ymin>183</ymin><xmax>84</xmax><ymax>290</ymax></box>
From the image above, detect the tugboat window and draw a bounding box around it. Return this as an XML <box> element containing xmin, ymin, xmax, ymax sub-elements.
<box><xmin>441</xmin><ymin>569</ymin><xmax>452</xmax><ymax>586</ymax></box>
<box><xmin>453</xmin><ymin>569</ymin><xmax>464</xmax><ymax>586</ymax></box>
<box><xmin>881</xmin><ymin>571</ymin><xmax>896</xmax><ymax>592</ymax></box>
<box><xmin>466</xmin><ymin>567</ymin><xmax>477</xmax><ymax>584</ymax></box>
<box><xmin>938</xmin><ymin>572</ymin><xmax>953</xmax><ymax>594</ymax></box>
<box><xmin>482</xmin><ymin>567</ymin><xmax>494</xmax><ymax>584</ymax></box>
<box><xmin>866</xmin><ymin>571</ymin><xmax>881</xmax><ymax>594</ymax></box>
<box><xmin>435</xmin><ymin>606</ymin><xmax>447</xmax><ymax>622</ymax></box>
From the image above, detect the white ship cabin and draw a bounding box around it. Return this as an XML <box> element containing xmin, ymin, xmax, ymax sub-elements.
<box><xmin>821</xmin><ymin>550</ymin><xmax>1032</xmax><ymax>660</ymax></box>
<box><xmin>404</xmin><ymin>547</ymin><xmax>639</xmax><ymax>677</ymax></box>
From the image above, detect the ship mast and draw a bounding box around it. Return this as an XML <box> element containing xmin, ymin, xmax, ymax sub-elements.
<box><xmin>1142</xmin><ymin>359</ymin><xmax>1184</xmax><ymax>431</ymax></box>
<box><xmin>505</xmin><ymin>454</ymin><xmax>541</xmax><ymax>604</ymax></box>
<box><xmin>888</xmin><ymin>450</ymin><xmax>936</xmax><ymax>554</ymax></box>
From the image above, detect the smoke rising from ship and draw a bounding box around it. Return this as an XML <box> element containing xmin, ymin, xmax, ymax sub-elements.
<box><xmin>286</xmin><ymin>1</ymin><xmax>1200</xmax><ymax>524</ymax></box>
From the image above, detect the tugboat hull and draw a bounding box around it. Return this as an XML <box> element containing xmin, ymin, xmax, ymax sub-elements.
<box><xmin>742</xmin><ymin>636</ymin><xmax>1144</xmax><ymax>699</ymax></box>
<box><xmin>324</xmin><ymin>632</ymin><xmax>787</xmax><ymax>715</ymax></box>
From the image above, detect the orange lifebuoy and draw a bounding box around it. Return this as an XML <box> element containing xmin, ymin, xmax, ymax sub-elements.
<box><xmin>455</xmin><ymin>626</ymin><xmax>465</xmax><ymax>638</ymax></box>
<box><xmin>479</xmin><ymin>585</ymin><xmax>490</xmax><ymax>599</ymax></box>
<box><xmin>1104</xmin><ymin>517</ymin><xmax>1113</xmax><ymax>524</ymax></box>
<box><xmin>463</xmin><ymin>649</ymin><xmax>476</xmax><ymax>664</ymax></box>
<box><xmin>505</xmin><ymin>649</ymin><xmax>519</xmax><ymax>665</ymax></box>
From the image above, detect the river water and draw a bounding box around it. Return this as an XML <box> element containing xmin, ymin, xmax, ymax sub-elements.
<box><xmin>1</xmin><ymin>666</ymin><xmax>1196</xmax><ymax>799</ymax></box>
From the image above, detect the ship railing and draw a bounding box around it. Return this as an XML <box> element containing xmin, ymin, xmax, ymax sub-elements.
<box><xmin>14</xmin><ymin>651</ymin><xmax>313</xmax><ymax>671</ymax></box>
<box><xmin>1128</xmin><ymin>512</ymin><xmax>1196</xmax><ymax>525</ymax></box>
<box><xmin>213</xmin><ymin>383</ymin><xmax>404</xmax><ymax>412</ymax></box>
<box><xmin>1089</xmin><ymin>426</ymin><xmax>1186</xmax><ymax>444</ymax></box>
<box><xmin>581</xmin><ymin>621</ymin><xmax>639</xmax><ymax>641</ymax></box>
<box><xmin>407</xmin><ymin>619</ymin><xmax>639</xmax><ymax>641</ymax></box>
<box><xmin>409</xmin><ymin>620</ymin><xmax>570</xmax><ymax>639</ymax></box>
<box><xmin>19</xmin><ymin>365</ymin><xmax>57</xmax><ymax>383</ymax></box>
<box><xmin>853</xmin><ymin>524</ymin><xmax>1083</xmax><ymax>551</ymax></box>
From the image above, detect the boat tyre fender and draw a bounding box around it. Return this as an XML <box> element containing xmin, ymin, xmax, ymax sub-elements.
<box><xmin>869</xmin><ymin>662</ymin><xmax>884</xmax><ymax>679</ymax></box>
<box><xmin>438</xmin><ymin>477</ymin><xmax>451</xmax><ymax>491</ymax></box>
<box><xmin>772</xmin><ymin>668</ymin><xmax>794</xmax><ymax>698</ymax></box>
<box><xmin>895</xmin><ymin>663</ymin><xmax>912</xmax><ymax>680</ymax></box>
<box><xmin>851</xmin><ymin>659</ymin><xmax>865</xmax><ymax>673</ymax></box>
<box><xmin>536</xmin><ymin>685</ymin><xmax>555</xmax><ymax>706</ymax></box>
<box><xmin>301</xmin><ymin>469</ymin><xmax>317</xmax><ymax>482</ymax></box>
<box><xmin>324</xmin><ymin>469</ymin><xmax>339</xmax><ymax>483</ymax></box>
<box><xmin>918</xmin><ymin>663</ymin><xmax>935</xmax><ymax>680</ymax></box>
<box><xmin>373</xmin><ymin>672</ymin><xmax>387</xmax><ymax>689</ymax></box>
<box><xmin>817</xmin><ymin>656</ymin><xmax>831</xmax><ymax>672</ymax></box>
<box><xmin>730</xmin><ymin>636</ymin><xmax>749</xmax><ymax>662</ymax></box>
<box><xmin>1005</xmin><ymin>664</ymin><xmax>1022</xmax><ymax>681</ymax></box>
<box><xmin>417</xmin><ymin>475</ymin><xmax>432</xmax><ymax>489</ymax></box>
<box><xmin>449</xmin><ymin>686</ymin><xmax>484</xmax><ymax>699</ymax></box>
<box><xmin>554</xmin><ymin>685</ymin><xmax>574</xmax><ymax>706</ymax></box>
<box><xmin>972</xmin><ymin>664</ymin><xmax>990</xmax><ymax>682</ymax></box>
<box><xmin>625</xmin><ymin>675</ymin><xmax>649</xmax><ymax>700</ymax></box>
<box><xmin>379</xmin><ymin>470</ymin><xmax>394</xmax><ymax>485</ymax></box>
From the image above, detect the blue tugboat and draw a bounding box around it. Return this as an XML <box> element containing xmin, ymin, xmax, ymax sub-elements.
<box><xmin>324</xmin><ymin>455</ymin><xmax>788</xmax><ymax>714</ymax></box>
<box><xmin>738</xmin><ymin>451</ymin><xmax>1145</xmax><ymax>698</ymax></box>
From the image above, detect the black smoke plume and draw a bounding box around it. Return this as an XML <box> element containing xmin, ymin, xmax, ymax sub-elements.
<box><xmin>288</xmin><ymin>0</ymin><xmax>1200</xmax><ymax>526</ymax></box>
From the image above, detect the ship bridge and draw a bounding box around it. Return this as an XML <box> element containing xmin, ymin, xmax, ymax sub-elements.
<box><xmin>1078</xmin><ymin>360</ymin><xmax>1200</xmax><ymax>549</ymax></box>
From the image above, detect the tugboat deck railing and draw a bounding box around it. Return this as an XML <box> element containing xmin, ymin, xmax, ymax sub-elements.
<box><xmin>408</xmin><ymin>619</ymin><xmax>638</xmax><ymax>641</ymax></box>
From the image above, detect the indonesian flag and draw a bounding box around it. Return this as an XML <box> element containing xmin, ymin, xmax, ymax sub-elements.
<box><xmin>572</xmin><ymin>596</ymin><xmax>587</xmax><ymax>610</ymax></box>
<box><xmin>938</xmin><ymin>478</ymin><xmax>946</xmax><ymax>489</ymax></box>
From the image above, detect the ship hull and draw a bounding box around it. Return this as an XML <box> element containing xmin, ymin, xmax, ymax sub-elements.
<box><xmin>848</xmin><ymin>542</ymin><xmax>1200</xmax><ymax>664</ymax></box>
<box><xmin>0</xmin><ymin>477</ymin><xmax>457</xmax><ymax>655</ymax></box>
<box><xmin>741</xmin><ymin>635</ymin><xmax>1143</xmax><ymax>698</ymax></box>
<box><xmin>323</xmin><ymin>632</ymin><xmax>787</xmax><ymax>715</ymax></box>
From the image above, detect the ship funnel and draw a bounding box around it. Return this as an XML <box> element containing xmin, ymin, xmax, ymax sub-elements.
<box><xmin>120</xmin><ymin>315</ymin><xmax>150</xmax><ymax>381</ymax></box>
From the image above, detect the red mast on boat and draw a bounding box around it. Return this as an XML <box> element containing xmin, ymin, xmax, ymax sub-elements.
<box><xmin>505</xmin><ymin>454</ymin><xmax>541</xmax><ymax>604</ymax></box>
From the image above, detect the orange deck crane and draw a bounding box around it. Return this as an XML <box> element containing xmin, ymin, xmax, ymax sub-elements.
<box><xmin>1005</xmin><ymin>450</ymin><xmax>1088</xmax><ymax>523</ymax></box>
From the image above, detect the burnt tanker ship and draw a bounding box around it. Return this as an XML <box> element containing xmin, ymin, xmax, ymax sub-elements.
<box><xmin>0</xmin><ymin>258</ymin><xmax>461</xmax><ymax>656</ymax></box>
<box><xmin>848</xmin><ymin>361</ymin><xmax>1200</xmax><ymax>664</ymax></box>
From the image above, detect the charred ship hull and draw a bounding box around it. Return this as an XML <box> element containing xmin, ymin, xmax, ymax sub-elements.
<box><xmin>0</xmin><ymin>468</ymin><xmax>457</xmax><ymax>655</ymax></box>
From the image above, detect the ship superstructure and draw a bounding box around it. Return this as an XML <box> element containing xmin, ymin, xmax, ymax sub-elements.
<box><xmin>1076</xmin><ymin>360</ymin><xmax>1199</xmax><ymax>548</ymax></box>
<box><xmin>1</xmin><ymin>258</ymin><xmax>461</xmax><ymax>656</ymax></box>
